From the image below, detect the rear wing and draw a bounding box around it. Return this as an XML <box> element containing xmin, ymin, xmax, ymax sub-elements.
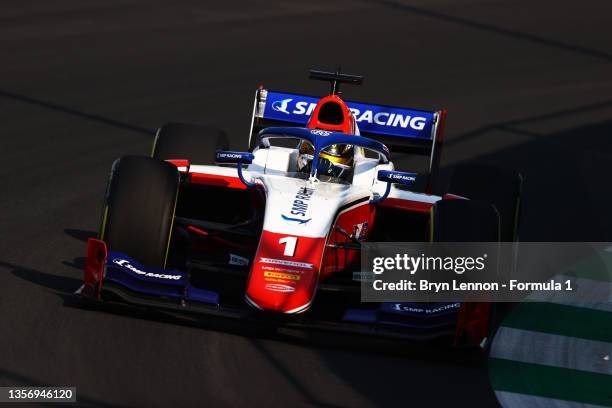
<box><xmin>248</xmin><ymin>88</ymin><xmax>447</xmax><ymax>192</ymax></box>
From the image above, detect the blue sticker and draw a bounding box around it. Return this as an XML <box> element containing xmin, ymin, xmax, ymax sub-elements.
<box><xmin>215</xmin><ymin>151</ymin><xmax>254</xmax><ymax>164</ymax></box>
<box><xmin>377</xmin><ymin>170</ymin><xmax>418</xmax><ymax>186</ymax></box>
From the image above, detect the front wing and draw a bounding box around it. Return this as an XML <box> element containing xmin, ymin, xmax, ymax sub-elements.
<box><xmin>79</xmin><ymin>238</ymin><xmax>489</xmax><ymax>346</ymax></box>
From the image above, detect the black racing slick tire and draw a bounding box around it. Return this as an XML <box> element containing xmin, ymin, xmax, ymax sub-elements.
<box><xmin>448</xmin><ymin>164</ymin><xmax>522</xmax><ymax>242</ymax></box>
<box><xmin>430</xmin><ymin>199</ymin><xmax>500</xmax><ymax>242</ymax></box>
<box><xmin>151</xmin><ymin>122</ymin><xmax>229</xmax><ymax>165</ymax></box>
<box><xmin>100</xmin><ymin>155</ymin><xmax>179</xmax><ymax>268</ymax></box>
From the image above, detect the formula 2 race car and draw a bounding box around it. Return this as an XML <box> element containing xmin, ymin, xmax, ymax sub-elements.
<box><xmin>77</xmin><ymin>69</ymin><xmax>522</xmax><ymax>347</ymax></box>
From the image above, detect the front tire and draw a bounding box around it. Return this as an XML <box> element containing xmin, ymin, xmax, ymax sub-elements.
<box><xmin>101</xmin><ymin>155</ymin><xmax>179</xmax><ymax>268</ymax></box>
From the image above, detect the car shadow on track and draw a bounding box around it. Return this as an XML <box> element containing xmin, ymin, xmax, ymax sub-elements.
<box><xmin>62</xmin><ymin>229</ymin><xmax>96</xmax><ymax>270</ymax></box>
<box><xmin>2</xmin><ymin>260</ymin><xmax>82</xmax><ymax>295</ymax></box>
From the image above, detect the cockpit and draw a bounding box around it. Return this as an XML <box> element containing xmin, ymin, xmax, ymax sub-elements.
<box><xmin>248</xmin><ymin>127</ymin><xmax>390</xmax><ymax>186</ymax></box>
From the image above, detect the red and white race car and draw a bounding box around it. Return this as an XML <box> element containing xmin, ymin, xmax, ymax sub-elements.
<box><xmin>78</xmin><ymin>70</ymin><xmax>522</xmax><ymax>347</ymax></box>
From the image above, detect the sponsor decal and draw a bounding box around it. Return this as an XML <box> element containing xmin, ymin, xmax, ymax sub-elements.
<box><xmin>112</xmin><ymin>258</ymin><xmax>182</xmax><ymax>280</ymax></box>
<box><xmin>215</xmin><ymin>151</ymin><xmax>254</xmax><ymax>163</ymax></box>
<box><xmin>282</xmin><ymin>187</ymin><xmax>314</xmax><ymax>224</ymax></box>
<box><xmin>347</xmin><ymin>109</ymin><xmax>427</xmax><ymax>131</ymax></box>
<box><xmin>310</xmin><ymin>129</ymin><xmax>332</xmax><ymax>136</ymax></box>
<box><xmin>217</xmin><ymin>152</ymin><xmax>242</xmax><ymax>160</ymax></box>
<box><xmin>390</xmin><ymin>173</ymin><xmax>415</xmax><ymax>182</ymax></box>
<box><xmin>377</xmin><ymin>170</ymin><xmax>418</xmax><ymax>186</ymax></box>
<box><xmin>265</xmin><ymin>283</ymin><xmax>295</xmax><ymax>293</ymax></box>
<box><xmin>389</xmin><ymin>302</ymin><xmax>461</xmax><ymax>314</ymax></box>
<box><xmin>260</xmin><ymin>257</ymin><xmax>313</xmax><ymax>269</ymax></box>
<box><xmin>264</xmin><ymin>271</ymin><xmax>301</xmax><ymax>281</ymax></box>
<box><xmin>263</xmin><ymin>91</ymin><xmax>434</xmax><ymax>139</ymax></box>
<box><xmin>229</xmin><ymin>253</ymin><xmax>249</xmax><ymax>266</ymax></box>
<box><xmin>262</xmin><ymin>265</ymin><xmax>303</xmax><ymax>274</ymax></box>
<box><xmin>281</xmin><ymin>214</ymin><xmax>311</xmax><ymax>224</ymax></box>
<box><xmin>272</xmin><ymin>98</ymin><xmax>293</xmax><ymax>114</ymax></box>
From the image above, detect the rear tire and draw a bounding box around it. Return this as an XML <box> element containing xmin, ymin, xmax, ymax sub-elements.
<box><xmin>430</xmin><ymin>200</ymin><xmax>500</xmax><ymax>351</ymax></box>
<box><xmin>152</xmin><ymin>122</ymin><xmax>229</xmax><ymax>164</ymax></box>
<box><xmin>448</xmin><ymin>164</ymin><xmax>522</xmax><ymax>241</ymax></box>
<box><xmin>101</xmin><ymin>155</ymin><xmax>179</xmax><ymax>268</ymax></box>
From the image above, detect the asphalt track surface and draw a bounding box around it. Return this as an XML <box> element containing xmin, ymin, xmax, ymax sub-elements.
<box><xmin>0</xmin><ymin>1</ymin><xmax>611</xmax><ymax>407</ymax></box>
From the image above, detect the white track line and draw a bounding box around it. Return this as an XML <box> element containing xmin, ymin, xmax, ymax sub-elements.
<box><xmin>491</xmin><ymin>327</ymin><xmax>612</xmax><ymax>376</ymax></box>
<box><xmin>495</xmin><ymin>391</ymin><xmax>609</xmax><ymax>408</ymax></box>
<box><xmin>525</xmin><ymin>275</ymin><xmax>612</xmax><ymax>312</ymax></box>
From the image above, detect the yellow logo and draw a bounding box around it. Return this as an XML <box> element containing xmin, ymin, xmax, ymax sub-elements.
<box><xmin>264</xmin><ymin>271</ymin><xmax>301</xmax><ymax>281</ymax></box>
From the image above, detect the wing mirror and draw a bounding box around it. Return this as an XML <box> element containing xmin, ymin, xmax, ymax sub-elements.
<box><xmin>372</xmin><ymin>170</ymin><xmax>417</xmax><ymax>203</ymax></box>
<box><xmin>215</xmin><ymin>150</ymin><xmax>255</xmax><ymax>187</ymax></box>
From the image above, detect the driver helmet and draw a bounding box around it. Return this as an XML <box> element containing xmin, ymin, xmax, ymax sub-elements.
<box><xmin>320</xmin><ymin>143</ymin><xmax>354</xmax><ymax>166</ymax></box>
<box><xmin>297</xmin><ymin>141</ymin><xmax>354</xmax><ymax>178</ymax></box>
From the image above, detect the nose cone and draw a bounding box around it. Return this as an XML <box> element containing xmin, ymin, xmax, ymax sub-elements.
<box><xmin>245</xmin><ymin>230</ymin><xmax>326</xmax><ymax>313</ymax></box>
